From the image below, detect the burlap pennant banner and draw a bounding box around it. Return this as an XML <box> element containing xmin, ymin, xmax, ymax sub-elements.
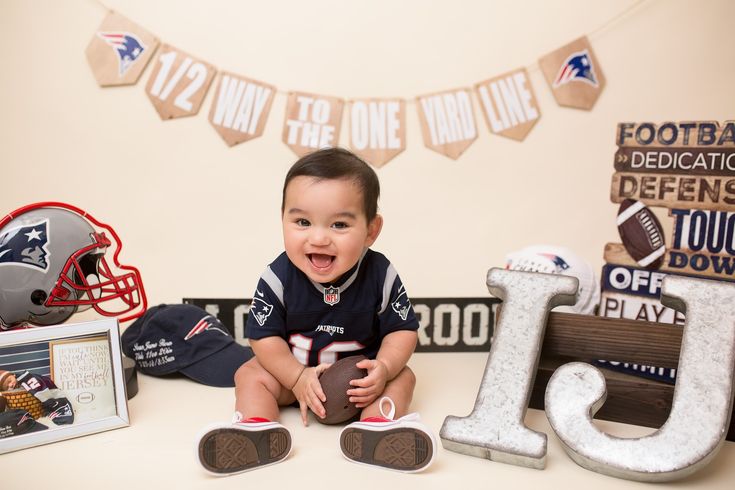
<box><xmin>539</xmin><ymin>36</ymin><xmax>605</xmax><ymax>110</ymax></box>
<box><xmin>416</xmin><ymin>88</ymin><xmax>478</xmax><ymax>159</ymax></box>
<box><xmin>475</xmin><ymin>68</ymin><xmax>540</xmax><ymax>141</ymax></box>
<box><xmin>145</xmin><ymin>44</ymin><xmax>216</xmax><ymax>120</ymax></box>
<box><xmin>85</xmin><ymin>11</ymin><xmax>159</xmax><ymax>87</ymax></box>
<box><xmin>282</xmin><ymin>92</ymin><xmax>344</xmax><ymax>157</ymax></box>
<box><xmin>84</xmin><ymin>7</ymin><xmax>625</xmax><ymax>159</ymax></box>
<box><xmin>208</xmin><ymin>72</ymin><xmax>276</xmax><ymax>146</ymax></box>
<box><xmin>348</xmin><ymin>98</ymin><xmax>406</xmax><ymax>167</ymax></box>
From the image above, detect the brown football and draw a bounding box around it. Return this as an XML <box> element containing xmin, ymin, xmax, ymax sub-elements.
<box><xmin>317</xmin><ymin>355</ymin><xmax>368</xmax><ymax>425</ymax></box>
<box><xmin>617</xmin><ymin>199</ymin><xmax>666</xmax><ymax>269</ymax></box>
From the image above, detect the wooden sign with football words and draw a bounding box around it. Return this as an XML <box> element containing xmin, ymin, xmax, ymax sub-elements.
<box><xmin>282</xmin><ymin>92</ymin><xmax>344</xmax><ymax>157</ymax></box>
<box><xmin>347</xmin><ymin>98</ymin><xmax>406</xmax><ymax>167</ymax></box>
<box><xmin>538</xmin><ymin>36</ymin><xmax>604</xmax><ymax>110</ymax></box>
<box><xmin>614</xmin><ymin>147</ymin><xmax>735</xmax><ymax>176</ymax></box>
<box><xmin>598</xmin><ymin>290</ymin><xmax>684</xmax><ymax>328</ymax></box>
<box><xmin>474</xmin><ymin>68</ymin><xmax>540</xmax><ymax>141</ymax></box>
<box><xmin>604</xmin><ymin>120</ymin><xmax>735</xmax><ymax>391</ymax></box>
<box><xmin>616</xmin><ymin>121</ymin><xmax>735</xmax><ymax>148</ymax></box>
<box><xmin>145</xmin><ymin>44</ymin><xmax>216</xmax><ymax>120</ymax></box>
<box><xmin>416</xmin><ymin>88</ymin><xmax>478</xmax><ymax>159</ymax></box>
<box><xmin>611</xmin><ymin>121</ymin><xmax>735</xmax><ymax>211</ymax></box>
<box><xmin>605</xmin><ymin>242</ymin><xmax>735</xmax><ymax>282</ymax></box>
<box><xmin>606</xmin><ymin>207</ymin><xmax>735</xmax><ymax>281</ymax></box>
<box><xmin>611</xmin><ymin>173</ymin><xmax>735</xmax><ymax>211</ymax></box>
<box><xmin>208</xmin><ymin>71</ymin><xmax>275</xmax><ymax>146</ymax></box>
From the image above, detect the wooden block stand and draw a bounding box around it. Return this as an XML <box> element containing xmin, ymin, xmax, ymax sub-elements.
<box><xmin>525</xmin><ymin>312</ymin><xmax>735</xmax><ymax>442</ymax></box>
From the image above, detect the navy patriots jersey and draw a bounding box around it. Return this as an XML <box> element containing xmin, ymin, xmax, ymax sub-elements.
<box><xmin>245</xmin><ymin>249</ymin><xmax>418</xmax><ymax>366</ymax></box>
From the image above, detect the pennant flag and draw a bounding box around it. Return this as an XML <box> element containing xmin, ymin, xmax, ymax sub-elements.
<box><xmin>85</xmin><ymin>11</ymin><xmax>159</xmax><ymax>87</ymax></box>
<box><xmin>208</xmin><ymin>72</ymin><xmax>275</xmax><ymax>146</ymax></box>
<box><xmin>282</xmin><ymin>92</ymin><xmax>344</xmax><ymax>157</ymax></box>
<box><xmin>539</xmin><ymin>36</ymin><xmax>605</xmax><ymax>110</ymax></box>
<box><xmin>475</xmin><ymin>68</ymin><xmax>540</xmax><ymax>141</ymax></box>
<box><xmin>145</xmin><ymin>44</ymin><xmax>216</xmax><ymax>120</ymax></box>
<box><xmin>416</xmin><ymin>89</ymin><xmax>477</xmax><ymax>159</ymax></box>
<box><xmin>348</xmin><ymin>98</ymin><xmax>406</xmax><ymax>167</ymax></box>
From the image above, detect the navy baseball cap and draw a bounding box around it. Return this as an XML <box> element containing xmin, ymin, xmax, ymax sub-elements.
<box><xmin>0</xmin><ymin>409</ymin><xmax>48</xmax><ymax>438</ymax></box>
<box><xmin>121</xmin><ymin>304</ymin><xmax>253</xmax><ymax>387</ymax></box>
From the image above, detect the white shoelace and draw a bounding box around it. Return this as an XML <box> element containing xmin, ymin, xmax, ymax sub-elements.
<box><xmin>379</xmin><ymin>397</ymin><xmax>396</xmax><ymax>419</ymax></box>
<box><xmin>378</xmin><ymin>396</ymin><xmax>420</xmax><ymax>422</ymax></box>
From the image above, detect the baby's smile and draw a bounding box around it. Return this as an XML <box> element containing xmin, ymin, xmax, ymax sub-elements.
<box><xmin>308</xmin><ymin>253</ymin><xmax>335</xmax><ymax>269</ymax></box>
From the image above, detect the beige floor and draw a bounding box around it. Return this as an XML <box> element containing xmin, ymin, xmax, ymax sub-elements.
<box><xmin>3</xmin><ymin>352</ymin><xmax>735</xmax><ymax>489</ymax></box>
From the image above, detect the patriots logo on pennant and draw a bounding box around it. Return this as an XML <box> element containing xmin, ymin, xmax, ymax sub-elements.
<box><xmin>97</xmin><ymin>31</ymin><xmax>147</xmax><ymax>76</ymax></box>
<box><xmin>324</xmin><ymin>286</ymin><xmax>340</xmax><ymax>306</ymax></box>
<box><xmin>184</xmin><ymin>315</ymin><xmax>229</xmax><ymax>340</ymax></box>
<box><xmin>0</xmin><ymin>220</ymin><xmax>50</xmax><ymax>271</ymax></box>
<box><xmin>553</xmin><ymin>49</ymin><xmax>599</xmax><ymax>87</ymax></box>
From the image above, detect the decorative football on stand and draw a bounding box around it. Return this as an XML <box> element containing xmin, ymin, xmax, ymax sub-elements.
<box><xmin>317</xmin><ymin>355</ymin><xmax>368</xmax><ymax>425</ymax></box>
<box><xmin>617</xmin><ymin>199</ymin><xmax>666</xmax><ymax>269</ymax></box>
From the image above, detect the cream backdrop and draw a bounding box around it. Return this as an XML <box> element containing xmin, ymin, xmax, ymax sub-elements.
<box><xmin>3</xmin><ymin>1</ymin><xmax>735</xmax><ymax>488</ymax></box>
<box><xmin>1</xmin><ymin>0</ymin><xmax>734</xmax><ymax>309</ymax></box>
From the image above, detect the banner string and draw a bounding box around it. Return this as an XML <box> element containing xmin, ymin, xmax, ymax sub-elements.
<box><xmin>89</xmin><ymin>0</ymin><xmax>650</xmax><ymax>102</ymax></box>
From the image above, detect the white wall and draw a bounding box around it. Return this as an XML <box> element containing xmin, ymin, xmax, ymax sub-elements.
<box><xmin>1</xmin><ymin>0</ymin><xmax>733</xmax><ymax>310</ymax></box>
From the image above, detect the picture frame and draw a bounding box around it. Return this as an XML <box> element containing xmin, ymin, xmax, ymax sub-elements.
<box><xmin>0</xmin><ymin>318</ymin><xmax>129</xmax><ymax>454</ymax></box>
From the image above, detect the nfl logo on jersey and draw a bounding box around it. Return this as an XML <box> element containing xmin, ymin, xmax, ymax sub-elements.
<box><xmin>324</xmin><ymin>287</ymin><xmax>340</xmax><ymax>305</ymax></box>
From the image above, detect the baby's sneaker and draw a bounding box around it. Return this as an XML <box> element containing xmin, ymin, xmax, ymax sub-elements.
<box><xmin>196</xmin><ymin>413</ymin><xmax>291</xmax><ymax>476</ymax></box>
<box><xmin>339</xmin><ymin>397</ymin><xmax>436</xmax><ymax>472</ymax></box>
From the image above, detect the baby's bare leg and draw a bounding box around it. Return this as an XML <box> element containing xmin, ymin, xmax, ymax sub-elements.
<box><xmin>359</xmin><ymin>366</ymin><xmax>416</xmax><ymax>419</ymax></box>
<box><xmin>234</xmin><ymin>357</ymin><xmax>296</xmax><ymax>420</ymax></box>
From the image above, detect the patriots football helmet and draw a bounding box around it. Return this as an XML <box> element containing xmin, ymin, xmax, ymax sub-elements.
<box><xmin>0</xmin><ymin>202</ymin><xmax>146</xmax><ymax>329</ymax></box>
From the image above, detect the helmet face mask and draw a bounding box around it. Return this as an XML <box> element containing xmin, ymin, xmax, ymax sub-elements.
<box><xmin>0</xmin><ymin>202</ymin><xmax>146</xmax><ymax>329</ymax></box>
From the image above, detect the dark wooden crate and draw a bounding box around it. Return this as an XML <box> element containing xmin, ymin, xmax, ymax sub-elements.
<box><xmin>519</xmin><ymin>311</ymin><xmax>735</xmax><ymax>442</ymax></box>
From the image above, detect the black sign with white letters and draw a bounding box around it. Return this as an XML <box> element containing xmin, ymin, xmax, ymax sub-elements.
<box><xmin>182</xmin><ymin>297</ymin><xmax>500</xmax><ymax>352</ymax></box>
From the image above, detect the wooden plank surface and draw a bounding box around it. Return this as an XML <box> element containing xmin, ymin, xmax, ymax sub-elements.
<box><xmin>530</xmin><ymin>312</ymin><xmax>735</xmax><ymax>441</ymax></box>
<box><xmin>604</xmin><ymin>242</ymin><xmax>735</xmax><ymax>281</ymax></box>
<box><xmin>543</xmin><ymin>311</ymin><xmax>682</xmax><ymax>367</ymax></box>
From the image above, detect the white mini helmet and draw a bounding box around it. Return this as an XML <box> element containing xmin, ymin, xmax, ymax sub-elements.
<box><xmin>0</xmin><ymin>202</ymin><xmax>147</xmax><ymax>329</ymax></box>
<box><xmin>504</xmin><ymin>245</ymin><xmax>600</xmax><ymax>315</ymax></box>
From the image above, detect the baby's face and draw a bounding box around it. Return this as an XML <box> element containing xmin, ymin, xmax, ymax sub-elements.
<box><xmin>282</xmin><ymin>176</ymin><xmax>381</xmax><ymax>284</ymax></box>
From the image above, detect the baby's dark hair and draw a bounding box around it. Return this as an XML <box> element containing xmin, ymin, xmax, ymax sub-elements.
<box><xmin>281</xmin><ymin>148</ymin><xmax>380</xmax><ymax>221</ymax></box>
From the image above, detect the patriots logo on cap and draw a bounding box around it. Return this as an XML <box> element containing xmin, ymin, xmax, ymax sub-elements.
<box><xmin>184</xmin><ymin>315</ymin><xmax>229</xmax><ymax>340</ymax></box>
<box><xmin>391</xmin><ymin>284</ymin><xmax>411</xmax><ymax>321</ymax></box>
<box><xmin>538</xmin><ymin>253</ymin><xmax>571</xmax><ymax>273</ymax></box>
<box><xmin>17</xmin><ymin>411</ymin><xmax>33</xmax><ymax>426</ymax></box>
<box><xmin>97</xmin><ymin>31</ymin><xmax>147</xmax><ymax>76</ymax></box>
<box><xmin>0</xmin><ymin>220</ymin><xmax>50</xmax><ymax>271</ymax></box>
<box><xmin>47</xmin><ymin>399</ymin><xmax>74</xmax><ymax>422</ymax></box>
<box><xmin>553</xmin><ymin>49</ymin><xmax>599</xmax><ymax>87</ymax></box>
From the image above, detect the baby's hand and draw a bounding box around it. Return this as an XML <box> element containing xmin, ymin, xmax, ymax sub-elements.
<box><xmin>347</xmin><ymin>359</ymin><xmax>388</xmax><ymax>408</ymax></box>
<box><xmin>291</xmin><ymin>363</ymin><xmax>330</xmax><ymax>426</ymax></box>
